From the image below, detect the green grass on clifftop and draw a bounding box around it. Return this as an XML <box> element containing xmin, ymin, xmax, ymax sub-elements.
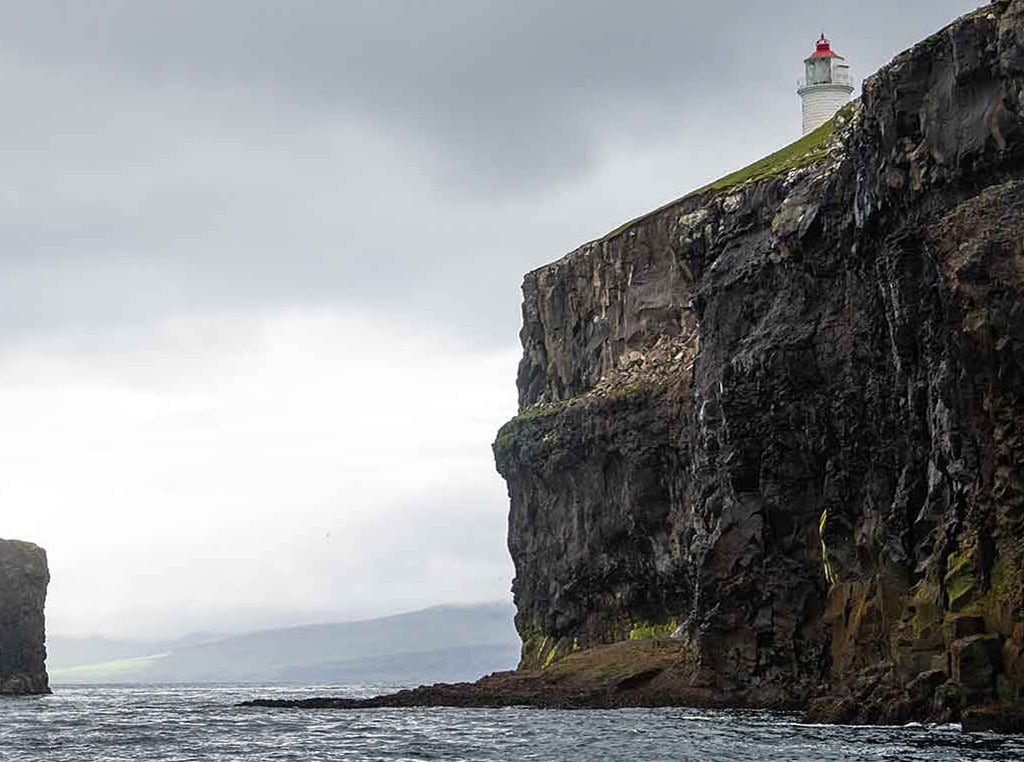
<box><xmin>601</xmin><ymin>107</ymin><xmax>849</xmax><ymax>243</ymax></box>
<box><xmin>694</xmin><ymin>115</ymin><xmax>838</xmax><ymax>195</ymax></box>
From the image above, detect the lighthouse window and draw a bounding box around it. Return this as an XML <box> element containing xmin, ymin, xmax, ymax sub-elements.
<box><xmin>807</xmin><ymin>59</ymin><xmax>830</xmax><ymax>84</ymax></box>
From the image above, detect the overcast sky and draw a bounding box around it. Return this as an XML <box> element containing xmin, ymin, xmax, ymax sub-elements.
<box><xmin>0</xmin><ymin>0</ymin><xmax>978</xmax><ymax>639</ymax></box>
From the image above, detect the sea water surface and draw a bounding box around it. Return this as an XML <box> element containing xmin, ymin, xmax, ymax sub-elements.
<box><xmin>2</xmin><ymin>684</ymin><xmax>1024</xmax><ymax>761</ymax></box>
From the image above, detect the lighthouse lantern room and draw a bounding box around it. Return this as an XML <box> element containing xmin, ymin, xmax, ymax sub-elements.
<box><xmin>797</xmin><ymin>34</ymin><xmax>854</xmax><ymax>135</ymax></box>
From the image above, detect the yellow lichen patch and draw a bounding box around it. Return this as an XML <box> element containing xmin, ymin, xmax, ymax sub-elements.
<box><xmin>534</xmin><ymin>635</ymin><xmax>550</xmax><ymax>662</ymax></box>
<box><xmin>542</xmin><ymin>644</ymin><xmax>558</xmax><ymax>669</ymax></box>
<box><xmin>517</xmin><ymin>630</ymin><xmax>582</xmax><ymax>672</ymax></box>
<box><xmin>819</xmin><ymin>509</ymin><xmax>838</xmax><ymax>587</ymax></box>
<box><xmin>516</xmin><ymin>618</ymin><xmax>556</xmax><ymax>670</ymax></box>
<box><xmin>945</xmin><ymin>544</ymin><xmax>980</xmax><ymax>612</ymax></box>
<box><xmin>628</xmin><ymin>620</ymin><xmax>678</xmax><ymax>641</ymax></box>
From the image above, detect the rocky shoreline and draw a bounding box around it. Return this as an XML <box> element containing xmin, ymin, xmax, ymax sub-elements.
<box><xmin>241</xmin><ymin>639</ymin><xmax>1024</xmax><ymax>733</ymax></box>
<box><xmin>242</xmin><ymin>640</ymin><xmax>795</xmax><ymax>711</ymax></box>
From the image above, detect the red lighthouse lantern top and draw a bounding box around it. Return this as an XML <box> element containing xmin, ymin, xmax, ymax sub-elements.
<box><xmin>809</xmin><ymin>33</ymin><xmax>841</xmax><ymax>59</ymax></box>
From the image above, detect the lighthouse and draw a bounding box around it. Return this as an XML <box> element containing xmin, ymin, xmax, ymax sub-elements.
<box><xmin>797</xmin><ymin>34</ymin><xmax>854</xmax><ymax>135</ymax></box>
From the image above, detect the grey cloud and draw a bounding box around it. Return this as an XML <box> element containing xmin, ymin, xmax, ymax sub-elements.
<box><xmin>0</xmin><ymin>1</ymin><xmax>978</xmax><ymax>191</ymax></box>
<box><xmin>0</xmin><ymin>0</ymin><xmax>979</xmax><ymax>349</ymax></box>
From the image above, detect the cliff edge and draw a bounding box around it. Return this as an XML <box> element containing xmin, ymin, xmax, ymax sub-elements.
<box><xmin>494</xmin><ymin>0</ymin><xmax>1024</xmax><ymax>726</ymax></box>
<box><xmin>0</xmin><ymin>540</ymin><xmax>50</xmax><ymax>695</ymax></box>
<box><xmin>247</xmin><ymin>1</ymin><xmax>1024</xmax><ymax>729</ymax></box>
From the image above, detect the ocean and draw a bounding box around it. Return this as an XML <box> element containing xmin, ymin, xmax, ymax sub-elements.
<box><xmin>2</xmin><ymin>684</ymin><xmax>1024</xmax><ymax>761</ymax></box>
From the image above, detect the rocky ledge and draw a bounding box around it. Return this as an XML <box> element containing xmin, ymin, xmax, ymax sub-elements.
<box><xmin>250</xmin><ymin>1</ymin><xmax>1024</xmax><ymax>731</ymax></box>
<box><xmin>0</xmin><ymin>539</ymin><xmax>50</xmax><ymax>695</ymax></box>
<box><xmin>243</xmin><ymin>639</ymin><xmax>799</xmax><ymax>711</ymax></box>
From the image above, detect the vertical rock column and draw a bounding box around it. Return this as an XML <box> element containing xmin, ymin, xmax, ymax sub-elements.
<box><xmin>0</xmin><ymin>540</ymin><xmax>49</xmax><ymax>694</ymax></box>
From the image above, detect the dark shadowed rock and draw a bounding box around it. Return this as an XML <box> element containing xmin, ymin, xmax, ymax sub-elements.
<box><xmin>907</xmin><ymin>669</ymin><xmax>948</xmax><ymax>707</ymax></box>
<box><xmin>948</xmin><ymin>615</ymin><xmax>987</xmax><ymax>641</ymax></box>
<box><xmin>0</xmin><ymin>539</ymin><xmax>49</xmax><ymax>695</ymax></box>
<box><xmin>962</xmin><ymin>703</ymin><xmax>1024</xmax><ymax>733</ymax></box>
<box><xmin>953</xmin><ymin>635</ymin><xmax>1003</xmax><ymax>701</ymax></box>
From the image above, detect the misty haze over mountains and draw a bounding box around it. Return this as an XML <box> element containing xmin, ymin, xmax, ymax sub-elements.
<box><xmin>48</xmin><ymin>603</ymin><xmax>518</xmax><ymax>685</ymax></box>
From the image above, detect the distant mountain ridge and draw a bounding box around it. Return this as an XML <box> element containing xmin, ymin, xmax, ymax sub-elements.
<box><xmin>49</xmin><ymin>602</ymin><xmax>518</xmax><ymax>685</ymax></box>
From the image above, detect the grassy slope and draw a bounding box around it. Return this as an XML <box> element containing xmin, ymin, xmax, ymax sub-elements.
<box><xmin>600</xmin><ymin>110</ymin><xmax>845</xmax><ymax>243</ymax></box>
<box><xmin>695</xmin><ymin>115</ymin><xmax>838</xmax><ymax>194</ymax></box>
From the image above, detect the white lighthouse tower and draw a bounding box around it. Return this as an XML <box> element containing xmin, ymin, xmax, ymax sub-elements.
<box><xmin>797</xmin><ymin>34</ymin><xmax>854</xmax><ymax>135</ymax></box>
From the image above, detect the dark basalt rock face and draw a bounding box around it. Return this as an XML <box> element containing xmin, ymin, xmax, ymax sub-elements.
<box><xmin>0</xmin><ymin>540</ymin><xmax>50</xmax><ymax>695</ymax></box>
<box><xmin>495</xmin><ymin>0</ymin><xmax>1024</xmax><ymax>723</ymax></box>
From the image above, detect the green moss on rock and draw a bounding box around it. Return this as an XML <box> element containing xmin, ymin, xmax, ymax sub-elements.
<box><xmin>991</xmin><ymin>552</ymin><xmax>1023</xmax><ymax>607</ymax></box>
<box><xmin>945</xmin><ymin>545</ymin><xmax>980</xmax><ymax>612</ymax></box>
<box><xmin>493</xmin><ymin>402</ymin><xmax>566</xmax><ymax>455</ymax></box>
<box><xmin>516</xmin><ymin>618</ymin><xmax>548</xmax><ymax>669</ymax></box>
<box><xmin>909</xmin><ymin>581</ymin><xmax>943</xmax><ymax>639</ymax></box>
<box><xmin>628</xmin><ymin>619</ymin><xmax>678</xmax><ymax>641</ymax></box>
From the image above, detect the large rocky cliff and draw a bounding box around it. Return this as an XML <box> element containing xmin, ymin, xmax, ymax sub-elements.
<box><xmin>494</xmin><ymin>0</ymin><xmax>1024</xmax><ymax>724</ymax></box>
<box><xmin>0</xmin><ymin>540</ymin><xmax>50</xmax><ymax>695</ymax></box>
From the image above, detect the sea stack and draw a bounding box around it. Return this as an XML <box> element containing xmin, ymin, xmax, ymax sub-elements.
<box><xmin>0</xmin><ymin>540</ymin><xmax>50</xmax><ymax>694</ymax></box>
